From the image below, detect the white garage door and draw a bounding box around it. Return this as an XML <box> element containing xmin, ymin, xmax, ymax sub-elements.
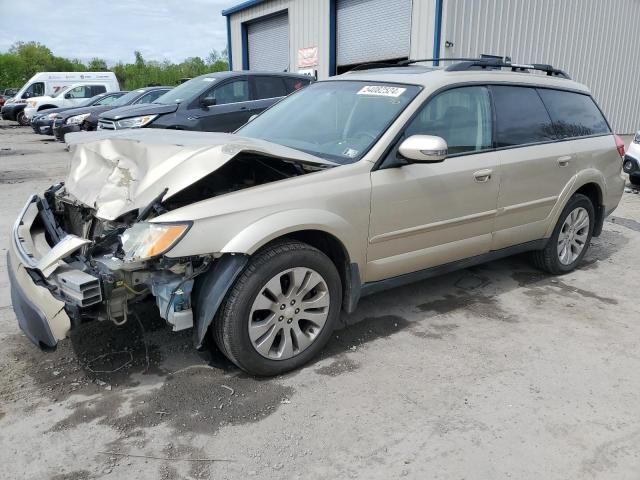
<box><xmin>337</xmin><ymin>0</ymin><xmax>412</xmax><ymax>67</ymax></box>
<box><xmin>247</xmin><ymin>13</ymin><xmax>290</xmax><ymax>71</ymax></box>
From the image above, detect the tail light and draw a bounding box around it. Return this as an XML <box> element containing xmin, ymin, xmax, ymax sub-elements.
<box><xmin>615</xmin><ymin>135</ymin><xmax>625</xmax><ymax>158</ymax></box>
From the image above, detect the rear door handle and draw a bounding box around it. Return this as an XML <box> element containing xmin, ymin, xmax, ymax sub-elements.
<box><xmin>557</xmin><ymin>155</ymin><xmax>572</xmax><ymax>167</ymax></box>
<box><xmin>473</xmin><ymin>169</ymin><xmax>493</xmax><ymax>183</ymax></box>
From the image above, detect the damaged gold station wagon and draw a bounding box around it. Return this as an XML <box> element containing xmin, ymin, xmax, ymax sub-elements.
<box><xmin>9</xmin><ymin>59</ymin><xmax>625</xmax><ymax>376</ymax></box>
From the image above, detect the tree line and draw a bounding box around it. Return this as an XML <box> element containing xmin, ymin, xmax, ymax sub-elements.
<box><xmin>0</xmin><ymin>42</ymin><xmax>229</xmax><ymax>90</ymax></box>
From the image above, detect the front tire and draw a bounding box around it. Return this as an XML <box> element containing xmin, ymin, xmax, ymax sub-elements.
<box><xmin>531</xmin><ymin>193</ymin><xmax>595</xmax><ymax>275</ymax></box>
<box><xmin>16</xmin><ymin>111</ymin><xmax>29</xmax><ymax>126</ymax></box>
<box><xmin>214</xmin><ymin>240</ymin><xmax>342</xmax><ymax>376</ymax></box>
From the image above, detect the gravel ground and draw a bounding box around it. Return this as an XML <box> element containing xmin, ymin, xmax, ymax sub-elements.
<box><xmin>1</xmin><ymin>120</ymin><xmax>640</xmax><ymax>480</ymax></box>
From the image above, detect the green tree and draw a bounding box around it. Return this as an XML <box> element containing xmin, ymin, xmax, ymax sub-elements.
<box><xmin>87</xmin><ymin>58</ymin><xmax>108</xmax><ymax>71</ymax></box>
<box><xmin>0</xmin><ymin>42</ymin><xmax>229</xmax><ymax>90</ymax></box>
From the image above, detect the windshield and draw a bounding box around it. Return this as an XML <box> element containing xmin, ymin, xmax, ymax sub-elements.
<box><xmin>236</xmin><ymin>81</ymin><xmax>420</xmax><ymax>163</ymax></box>
<box><xmin>110</xmin><ymin>89</ymin><xmax>146</xmax><ymax>107</ymax></box>
<box><xmin>153</xmin><ymin>76</ymin><xmax>215</xmax><ymax>104</ymax></box>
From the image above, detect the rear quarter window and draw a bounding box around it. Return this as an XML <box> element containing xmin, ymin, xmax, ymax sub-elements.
<box><xmin>537</xmin><ymin>89</ymin><xmax>610</xmax><ymax>139</ymax></box>
<box><xmin>492</xmin><ymin>86</ymin><xmax>556</xmax><ymax>147</ymax></box>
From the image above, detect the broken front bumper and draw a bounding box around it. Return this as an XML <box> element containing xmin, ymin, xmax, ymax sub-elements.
<box><xmin>8</xmin><ymin>195</ymin><xmax>91</xmax><ymax>349</ymax></box>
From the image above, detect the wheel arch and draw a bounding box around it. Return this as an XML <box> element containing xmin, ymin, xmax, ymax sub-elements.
<box><xmin>544</xmin><ymin>172</ymin><xmax>606</xmax><ymax>238</ymax></box>
<box><xmin>37</xmin><ymin>105</ymin><xmax>58</xmax><ymax>111</ymax></box>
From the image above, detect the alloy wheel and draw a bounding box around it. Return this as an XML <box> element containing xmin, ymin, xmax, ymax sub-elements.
<box><xmin>248</xmin><ymin>267</ymin><xmax>330</xmax><ymax>360</ymax></box>
<box><xmin>557</xmin><ymin>207</ymin><xmax>590</xmax><ymax>265</ymax></box>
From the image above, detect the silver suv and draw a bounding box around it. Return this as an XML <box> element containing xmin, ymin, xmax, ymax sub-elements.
<box><xmin>8</xmin><ymin>59</ymin><xmax>625</xmax><ymax>375</ymax></box>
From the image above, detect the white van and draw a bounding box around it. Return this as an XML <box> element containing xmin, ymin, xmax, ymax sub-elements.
<box><xmin>24</xmin><ymin>81</ymin><xmax>121</xmax><ymax>120</ymax></box>
<box><xmin>10</xmin><ymin>72</ymin><xmax>118</xmax><ymax>104</ymax></box>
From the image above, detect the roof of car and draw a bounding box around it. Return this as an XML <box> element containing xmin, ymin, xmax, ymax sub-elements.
<box><xmin>336</xmin><ymin>64</ymin><xmax>591</xmax><ymax>94</ymax></box>
<box><xmin>192</xmin><ymin>71</ymin><xmax>312</xmax><ymax>81</ymax></box>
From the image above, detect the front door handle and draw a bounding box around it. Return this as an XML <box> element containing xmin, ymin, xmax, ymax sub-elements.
<box><xmin>557</xmin><ymin>155</ymin><xmax>572</xmax><ymax>167</ymax></box>
<box><xmin>473</xmin><ymin>169</ymin><xmax>493</xmax><ymax>183</ymax></box>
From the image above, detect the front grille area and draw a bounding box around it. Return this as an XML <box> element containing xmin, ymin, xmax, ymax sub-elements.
<box><xmin>97</xmin><ymin>119</ymin><xmax>116</xmax><ymax>130</ymax></box>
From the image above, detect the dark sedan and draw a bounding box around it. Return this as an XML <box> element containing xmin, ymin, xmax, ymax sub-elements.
<box><xmin>30</xmin><ymin>92</ymin><xmax>127</xmax><ymax>135</ymax></box>
<box><xmin>97</xmin><ymin>72</ymin><xmax>311</xmax><ymax>133</ymax></box>
<box><xmin>53</xmin><ymin>86</ymin><xmax>171</xmax><ymax>141</ymax></box>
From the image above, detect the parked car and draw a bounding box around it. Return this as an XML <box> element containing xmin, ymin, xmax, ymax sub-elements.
<box><xmin>622</xmin><ymin>131</ymin><xmax>640</xmax><ymax>185</ymax></box>
<box><xmin>8</xmin><ymin>59</ymin><xmax>625</xmax><ymax>375</ymax></box>
<box><xmin>52</xmin><ymin>86</ymin><xmax>171</xmax><ymax>141</ymax></box>
<box><xmin>0</xmin><ymin>89</ymin><xmax>18</xmax><ymax>109</ymax></box>
<box><xmin>4</xmin><ymin>72</ymin><xmax>118</xmax><ymax>125</ymax></box>
<box><xmin>30</xmin><ymin>92</ymin><xmax>127</xmax><ymax>135</ymax></box>
<box><xmin>1</xmin><ymin>101</ymin><xmax>28</xmax><ymax>125</ymax></box>
<box><xmin>97</xmin><ymin>71</ymin><xmax>311</xmax><ymax>132</ymax></box>
<box><xmin>24</xmin><ymin>80</ymin><xmax>121</xmax><ymax>121</ymax></box>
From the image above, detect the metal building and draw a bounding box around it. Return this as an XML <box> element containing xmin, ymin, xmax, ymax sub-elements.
<box><xmin>223</xmin><ymin>0</ymin><xmax>640</xmax><ymax>133</ymax></box>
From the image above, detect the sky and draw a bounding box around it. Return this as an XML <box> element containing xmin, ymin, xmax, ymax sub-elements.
<box><xmin>0</xmin><ymin>0</ymin><xmax>238</xmax><ymax>64</ymax></box>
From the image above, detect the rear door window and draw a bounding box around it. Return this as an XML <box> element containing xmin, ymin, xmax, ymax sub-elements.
<box><xmin>537</xmin><ymin>89</ymin><xmax>610</xmax><ymax>139</ymax></box>
<box><xmin>252</xmin><ymin>76</ymin><xmax>287</xmax><ymax>100</ymax></box>
<box><xmin>492</xmin><ymin>86</ymin><xmax>556</xmax><ymax>147</ymax></box>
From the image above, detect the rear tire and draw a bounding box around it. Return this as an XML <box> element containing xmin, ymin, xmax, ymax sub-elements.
<box><xmin>213</xmin><ymin>240</ymin><xmax>342</xmax><ymax>376</ymax></box>
<box><xmin>630</xmin><ymin>175</ymin><xmax>640</xmax><ymax>186</ymax></box>
<box><xmin>530</xmin><ymin>193</ymin><xmax>595</xmax><ymax>275</ymax></box>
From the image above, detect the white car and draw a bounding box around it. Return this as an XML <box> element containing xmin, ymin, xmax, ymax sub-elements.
<box><xmin>24</xmin><ymin>82</ymin><xmax>119</xmax><ymax>120</ymax></box>
<box><xmin>623</xmin><ymin>131</ymin><xmax>640</xmax><ymax>185</ymax></box>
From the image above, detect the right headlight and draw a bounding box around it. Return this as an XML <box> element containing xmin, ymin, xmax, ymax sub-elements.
<box><xmin>120</xmin><ymin>222</ymin><xmax>190</xmax><ymax>263</ymax></box>
<box><xmin>66</xmin><ymin>113</ymin><xmax>91</xmax><ymax>125</ymax></box>
<box><xmin>116</xmin><ymin>114</ymin><xmax>158</xmax><ymax>129</ymax></box>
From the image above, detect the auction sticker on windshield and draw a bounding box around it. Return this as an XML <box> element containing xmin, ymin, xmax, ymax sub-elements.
<box><xmin>357</xmin><ymin>85</ymin><xmax>407</xmax><ymax>97</ymax></box>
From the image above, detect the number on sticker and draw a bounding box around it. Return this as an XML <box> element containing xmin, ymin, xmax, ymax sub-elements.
<box><xmin>357</xmin><ymin>86</ymin><xmax>407</xmax><ymax>97</ymax></box>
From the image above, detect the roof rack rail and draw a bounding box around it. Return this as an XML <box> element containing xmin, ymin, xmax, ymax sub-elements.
<box><xmin>444</xmin><ymin>59</ymin><xmax>571</xmax><ymax>79</ymax></box>
<box><xmin>347</xmin><ymin>57</ymin><xmax>571</xmax><ymax>79</ymax></box>
<box><xmin>348</xmin><ymin>62</ymin><xmax>405</xmax><ymax>72</ymax></box>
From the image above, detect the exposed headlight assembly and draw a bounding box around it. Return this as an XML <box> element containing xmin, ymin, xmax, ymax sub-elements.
<box><xmin>120</xmin><ymin>222</ymin><xmax>190</xmax><ymax>263</ymax></box>
<box><xmin>47</xmin><ymin>112</ymin><xmax>59</xmax><ymax>120</ymax></box>
<box><xmin>66</xmin><ymin>113</ymin><xmax>91</xmax><ymax>125</ymax></box>
<box><xmin>116</xmin><ymin>114</ymin><xmax>157</xmax><ymax>129</ymax></box>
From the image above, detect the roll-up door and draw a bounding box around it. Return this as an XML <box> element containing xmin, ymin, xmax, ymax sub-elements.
<box><xmin>247</xmin><ymin>12</ymin><xmax>290</xmax><ymax>71</ymax></box>
<box><xmin>337</xmin><ymin>0</ymin><xmax>412</xmax><ymax>68</ymax></box>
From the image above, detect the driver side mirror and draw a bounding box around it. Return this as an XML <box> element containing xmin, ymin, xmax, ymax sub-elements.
<box><xmin>64</xmin><ymin>92</ymin><xmax>72</xmax><ymax>99</ymax></box>
<box><xmin>398</xmin><ymin>135</ymin><xmax>448</xmax><ymax>163</ymax></box>
<box><xmin>23</xmin><ymin>92</ymin><xmax>32</xmax><ymax>99</ymax></box>
<box><xmin>201</xmin><ymin>97</ymin><xmax>216</xmax><ymax>108</ymax></box>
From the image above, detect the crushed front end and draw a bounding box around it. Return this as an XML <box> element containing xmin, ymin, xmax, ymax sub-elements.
<box><xmin>8</xmin><ymin>183</ymin><xmax>208</xmax><ymax>349</ymax></box>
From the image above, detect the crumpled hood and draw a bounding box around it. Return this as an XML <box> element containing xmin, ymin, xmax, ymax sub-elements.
<box><xmin>64</xmin><ymin>129</ymin><xmax>335</xmax><ymax>221</ymax></box>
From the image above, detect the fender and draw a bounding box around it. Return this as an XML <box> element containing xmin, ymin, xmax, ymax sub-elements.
<box><xmin>543</xmin><ymin>168</ymin><xmax>606</xmax><ymax>238</ymax></box>
<box><xmin>192</xmin><ymin>253</ymin><xmax>248</xmax><ymax>349</ymax></box>
<box><xmin>220</xmin><ymin>208</ymin><xmax>362</xmax><ymax>265</ymax></box>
